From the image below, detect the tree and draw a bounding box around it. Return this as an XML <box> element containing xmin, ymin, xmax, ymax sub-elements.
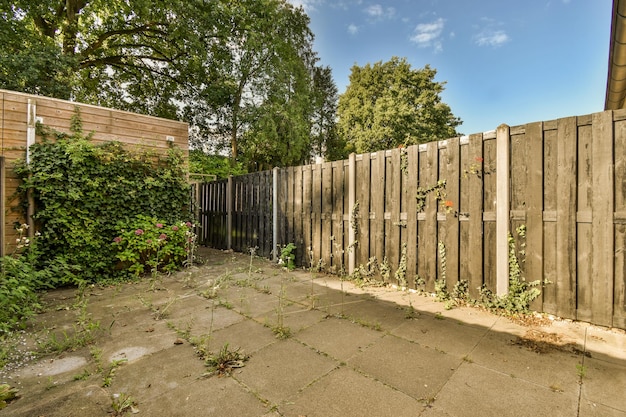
<box><xmin>337</xmin><ymin>57</ymin><xmax>461</xmax><ymax>153</ymax></box>
<box><xmin>1</xmin><ymin>0</ymin><xmax>336</xmax><ymax>170</ymax></box>
<box><xmin>310</xmin><ymin>66</ymin><xmax>346</xmax><ymax>161</ymax></box>
<box><xmin>0</xmin><ymin>0</ymin><xmax>219</xmax><ymax>118</ymax></box>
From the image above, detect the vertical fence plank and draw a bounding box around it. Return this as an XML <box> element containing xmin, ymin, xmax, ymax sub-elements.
<box><xmin>576</xmin><ymin>121</ymin><xmax>594</xmax><ymax>321</ymax></box>
<box><xmin>311</xmin><ymin>164</ymin><xmax>322</xmax><ymax>267</ymax></box>
<box><xmin>405</xmin><ymin>145</ymin><xmax>419</xmax><ymax>288</ymax></box>
<box><xmin>468</xmin><ymin>133</ymin><xmax>484</xmax><ymax>298</ymax></box>
<box><xmin>591</xmin><ymin>111</ymin><xmax>614</xmax><ymax>326</ymax></box>
<box><xmin>321</xmin><ymin>162</ymin><xmax>333</xmax><ymax>270</ymax></box>
<box><xmin>419</xmin><ymin>142</ymin><xmax>438</xmax><ymax>291</ymax></box>
<box><xmin>302</xmin><ymin>165</ymin><xmax>313</xmax><ymax>267</ymax></box>
<box><xmin>444</xmin><ymin>138</ymin><xmax>460</xmax><ymax>289</ymax></box>
<box><xmin>371</xmin><ymin>151</ymin><xmax>386</xmax><ymax>273</ymax></box>
<box><xmin>332</xmin><ymin>160</ymin><xmax>345</xmax><ymax>271</ymax></box>
<box><xmin>293</xmin><ymin>167</ymin><xmax>304</xmax><ymax>265</ymax></box>
<box><xmin>524</xmin><ymin>122</ymin><xmax>545</xmax><ymax>312</ymax></box>
<box><xmin>483</xmin><ymin>134</ymin><xmax>497</xmax><ymax>291</ymax></box>
<box><xmin>357</xmin><ymin>153</ymin><xmax>371</xmax><ymax>270</ymax></box>
<box><xmin>496</xmin><ymin>125</ymin><xmax>510</xmax><ymax>295</ymax></box>
<box><xmin>542</xmin><ymin>125</ymin><xmax>558</xmax><ymax>314</ymax></box>
<box><xmin>613</xmin><ymin>116</ymin><xmax>626</xmax><ymax>329</ymax></box>
<box><xmin>388</xmin><ymin>148</ymin><xmax>402</xmax><ymax>283</ymax></box>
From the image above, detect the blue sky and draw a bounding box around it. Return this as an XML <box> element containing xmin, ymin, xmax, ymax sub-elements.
<box><xmin>288</xmin><ymin>0</ymin><xmax>613</xmax><ymax>135</ymax></box>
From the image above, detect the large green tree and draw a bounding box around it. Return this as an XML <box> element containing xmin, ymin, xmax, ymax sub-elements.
<box><xmin>0</xmin><ymin>0</ymin><xmax>218</xmax><ymax>118</ymax></box>
<box><xmin>1</xmin><ymin>0</ymin><xmax>335</xmax><ymax>170</ymax></box>
<box><xmin>337</xmin><ymin>57</ymin><xmax>461</xmax><ymax>153</ymax></box>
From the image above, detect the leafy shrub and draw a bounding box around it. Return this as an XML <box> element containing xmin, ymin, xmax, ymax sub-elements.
<box><xmin>15</xmin><ymin>110</ymin><xmax>191</xmax><ymax>283</ymax></box>
<box><xmin>113</xmin><ymin>215</ymin><xmax>195</xmax><ymax>276</ymax></box>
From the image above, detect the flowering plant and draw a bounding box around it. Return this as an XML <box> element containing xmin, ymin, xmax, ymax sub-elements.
<box><xmin>113</xmin><ymin>215</ymin><xmax>196</xmax><ymax>276</ymax></box>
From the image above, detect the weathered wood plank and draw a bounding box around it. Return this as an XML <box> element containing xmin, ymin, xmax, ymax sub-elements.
<box><xmin>387</xmin><ymin>148</ymin><xmax>402</xmax><ymax>283</ymax></box>
<box><xmin>419</xmin><ymin>141</ymin><xmax>438</xmax><ymax>291</ymax></box>
<box><xmin>591</xmin><ymin>111</ymin><xmax>614</xmax><ymax>326</ymax></box>
<box><xmin>576</xmin><ymin>120</ymin><xmax>595</xmax><ymax>321</ymax></box>
<box><xmin>542</xmin><ymin>127</ymin><xmax>558</xmax><ymax>314</ymax></box>
<box><xmin>405</xmin><ymin>145</ymin><xmax>419</xmax><ymax>288</ymax></box>
<box><xmin>302</xmin><ymin>165</ymin><xmax>313</xmax><ymax>268</ymax></box>
<box><xmin>332</xmin><ymin>161</ymin><xmax>345</xmax><ymax>272</ymax></box>
<box><xmin>524</xmin><ymin>122</ymin><xmax>545</xmax><ymax>312</ymax></box>
<box><xmin>614</xmin><ymin>118</ymin><xmax>626</xmax><ymax>329</ymax></box>
<box><xmin>467</xmin><ymin>134</ymin><xmax>484</xmax><ymax>298</ymax></box>
<box><xmin>356</xmin><ymin>153</ymin><xmax>371</xmax><ymax>270</ymax></box>
<box><xmin>311</xmin><ymin>164</ymin><xmax>323</xmax><ymax>268</ymax></box>
<box><xmin>443</xmin><ymin>138</ymin><xmax>460</xmax><ymax>290</ymax></box>
<box><xmin>321</xmin><ymin>162</ymin><xmax>333</xmax><ymax>271</ymax></box>
<box><xmin>483</xmin><ymin>136</ymin><xmax>497</xmax><ymax>291</ymax></box>
<box><xmin>371</xmin><ymin>151</ymin><xmax>386</xmax><ymax>279</ymax></box>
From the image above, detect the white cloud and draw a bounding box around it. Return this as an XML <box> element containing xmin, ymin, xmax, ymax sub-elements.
<box><xmin>475</xmin><ymin>29</ymin><xmax>510</xmax><ymax>47</ymax></box>
<box><xmin>286</xmin><ymin>0</ymin><xmax>322</xmax><ymax>12</ymax></box>
<box><xmin>364</xmin><ymin>4</ymin><xmax>395</xmax><ymax>20</ymax></box>
<box><xmin>348</xmin><ymin>23</ymin><xmax>359</xmax><ymax>35</ymax></box>
<box><xmin>410</xmin><ymin>18</ymin><xmax>445</xmax><ymax>50</ymax></box>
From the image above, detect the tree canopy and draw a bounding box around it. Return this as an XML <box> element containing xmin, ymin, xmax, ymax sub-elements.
<box><xmin>337</xmin><ymin>57</ymin><xmax>461</xmax><ymax>153</ymax></box>
<box><xmin>0</xmin><ymin>0</ymin><xmax>340</xmax><ymax>170</ymax></box>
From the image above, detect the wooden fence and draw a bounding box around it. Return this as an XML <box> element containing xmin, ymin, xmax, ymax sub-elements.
<box><xmin>197</xmin><ymin>108</ymin><xmax>626</xmax><ymax>330</ymax></box>
<box><xmin>0</xmin><ymin>89</ymin><xmax>189</xmax><ymax>254</ymax></box>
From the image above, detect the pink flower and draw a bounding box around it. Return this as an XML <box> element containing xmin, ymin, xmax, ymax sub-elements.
<box><xmin>159</xmin><ymin>233</ymin><xmax>167</xmax><ymax>240</ymax></box>
<box><xmin>185</xmin><ymin>221</ymin><xmax>192</xmax><ymax>228</ymax></box>
<box><xmin>172</xmin><ymin>226</ymin><xmax>179</xmax><ymax>231</ymax></box>
<box><xmin>135</xmin><ymin>229</ymin><xmax>144</xmax><ymax>235</ymax></box>
<box><xmin>156</xmin><ymin>223</ymin><xmax>163</xmax><ymax>228</ymax></box>
<box><xmin>147</xmin><ymin>239</ymin><xmax>152</xmax><ymax>244</ymax></box>
<box><xmin>113</xmin><ymin>236</ymin><xmax>122</xmax><ymax>243</ymax></box>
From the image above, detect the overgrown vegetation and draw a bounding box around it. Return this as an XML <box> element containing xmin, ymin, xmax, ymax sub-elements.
<box><xmin>15</xmin><ymin>111</ymin><xmax>192</xmax><ymax>284</ymax></box>
<box><xmin>0</xmin><ymin>112</ymin><xmax>195</xmax><ymax>335</ymax></box>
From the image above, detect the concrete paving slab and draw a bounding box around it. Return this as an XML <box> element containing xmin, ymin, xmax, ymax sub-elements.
<box><xmin>5</xmin><ymin>381</ymin><xmax>111</xmax><ymax>417</ymax></box>
<box><xmin>263</xmin><ymin>302</ymin><xmax>328</xmax><ymax>334</ymax></box>
<box><xmin>234</xmin><ymin>338</ymin><xmax>338</xmax><ymax>407</ymax></box>
<box><xmin>339</xmin><ymin>297</ymin><xmax>409</xmax><ymax>331</ymax></box>
<box><xmin>295</xmin><ymin>316</ymin><xmax>384</xmax><ymax>361</ymax></box>
<box><xmin>282</xmin><ymin>366</ymin><xmax>425</xmax><ymax>417</ymax></box>
<box><xmin>578</xmin><ymin>399</ymin><xmax>626</xmax><ymax>416</ymax></box>
<box><xmin>348</xmin><ymin>334</ymin><xmax>459</xmax><ymax>402</ymax></box>
<box><xmin>138</xmin><ymin>373</ymin><xmax>269</xmax><ymax>417</ymax></box>
<box><xmin>208</xmin><ymin>318</ymin><xmax>278</xmax><ymax>355</ymax></box>
<box><xmin>584</xmin><ymin>326</ymin><xmax>626</xmax><ymax>363</ymax></box>
<box><xmin>109</xmin><ymin>345</ymin><xmax>207</xmax><ymax>398</ymax></box>
<box><xmin>580</xmin><ymin>356</ymin><xmax>626</xmax><ymax>412</ymax></box>
<box><xmin>433</xmin><ymin>363</ymin><xmax>579</xmax><ymax>417</ymax></box>
<box><xmin>470</xmin><ymin>325</ymin><xmax>582</xmax><ymax>393</ymax></box>
<box><xmin>391</xmin><ymin>314</ymin><xmax>489</xmax><ymax>358</ymax></box>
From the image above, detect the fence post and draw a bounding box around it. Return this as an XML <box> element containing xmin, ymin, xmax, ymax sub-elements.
<box><xmin>496</xmin><ymin>124</ymin><xmax>510</xmax><ymax>296</ymax></box>
<box><xmin>272</xmin><ymin>167</ymin><xmax>279</xmax><ymax>262</ymax></box>
<box><xmin>26</xmin><ymin>99</ymin><xmax>36</xmax><ymax>238</ymax></box>
<box><xmin>226</xmin><ymin>175</ymin><xmax>233</xmax><ymax>251</ymax></box>
<box><xmin>348</xmin><ymin>153</ymin><xmax>356</xmax><ymax>275</ymax></box>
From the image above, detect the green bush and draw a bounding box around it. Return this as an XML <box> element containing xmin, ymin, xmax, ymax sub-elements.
<box><xmin>15</xmin><ymin>110</ymin><xmax>192</xmax><ymax>284</ymax></box>
<box><xmin>113</xmin><ymin>215</ymin><xmax>195</xmax><ymax>276</ymax></box>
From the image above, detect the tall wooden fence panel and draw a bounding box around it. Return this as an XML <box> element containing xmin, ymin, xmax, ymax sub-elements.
<box><xmin>198</xmin><ymin>109</ymin><xmax>626</xmax><ymax>329</ymax></box>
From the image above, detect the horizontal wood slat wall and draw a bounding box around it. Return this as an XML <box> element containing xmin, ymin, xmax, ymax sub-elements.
<box><xmin>198</xmin><ymin>108</ymin><xmax>626</xmax><ymax>329</ymax></box>
<box><xmin>0</xmin><ymin>89</ymin><xmax>189</xmax><ymax>254</ymax></box>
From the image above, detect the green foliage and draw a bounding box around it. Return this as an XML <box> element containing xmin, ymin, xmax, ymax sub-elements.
<box><xmin>113</xmin><ymin>216</ymin><xmax>194</xmax><ymax>276</ymax></box>
<box><xmin>337</xmin><ymin>57</ymin><xmax>461</xmax><ymax>153</ymax></box>
<box><xmin>0</xmin><ymin>384</ymin><xmax>19</xmax><ymax>410</ymax></box>
<box><xmin>279</xmin><ymin>243</ymin><xmax>296</xmax><ymax>271</ymax></box>
<box><xmin>15</xmin><ymin>115</ymin><xmax>191</xmax><ymax>283</ymax></box>
<box><xmin>189</xmin><ymin>150</ymin><xmax>246</xmax><ymax>180</ymax></box>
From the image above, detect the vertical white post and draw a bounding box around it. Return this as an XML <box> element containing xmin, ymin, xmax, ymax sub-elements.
<box><xmin>226</xmin><ymin>176</ymin><xmax>233</xmax><ymax>251</ymax></box>
<box><xmin>26</xmin><ymin>100</ymin><xmax>36</xmax><ymax>237</ymax></box>
<box><xmin>348</xmin><ymin>153</ymin><xmax>356</xmax><ymax>275</ymax></box>
<box><xmin>496</xmin><ymin>124</ymin><xmax>510</xmax><ymax>296</ymax></box>
<box><xmin>272</xmin><ymin>167</ymin><xmax>279</xmax><ymax>262</ymax></box>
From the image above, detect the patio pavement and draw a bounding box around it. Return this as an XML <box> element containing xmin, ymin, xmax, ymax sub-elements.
<box><xmin>1</xmin><ymin>248</ymin><xmax>625</xmax><ymax>417</ymax></box>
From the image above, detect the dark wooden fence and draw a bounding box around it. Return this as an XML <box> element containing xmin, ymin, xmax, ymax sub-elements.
<box><xmin>196</xmin><ymin>108</ymin><xmax>626</xmax><ymax>330</ymax></box>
